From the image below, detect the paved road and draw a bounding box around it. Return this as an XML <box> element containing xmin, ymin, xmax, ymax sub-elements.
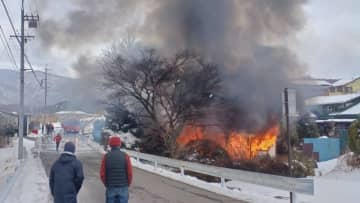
<box><xmin>40</xmin><ymin>151</ymin><xmax>244</xmax><ymax>203</ymax></box>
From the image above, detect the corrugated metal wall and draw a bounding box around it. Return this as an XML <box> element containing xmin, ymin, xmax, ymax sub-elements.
<box><xmin>304</xmin><ymin>138</ymin><xmax>340</xmax><ymax>161</ymax></box>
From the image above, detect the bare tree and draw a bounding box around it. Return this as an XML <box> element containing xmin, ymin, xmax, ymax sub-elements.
<box><xmin>102</xmin><ymin>48</ymin><xmax>221</xmax><ymax>156</ymax></box>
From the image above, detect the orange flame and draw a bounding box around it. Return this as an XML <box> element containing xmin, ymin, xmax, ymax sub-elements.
<box><xmin>177</xmin><ymin>124</ymin><xmax>279</xmax><ymax>160</ymax></box>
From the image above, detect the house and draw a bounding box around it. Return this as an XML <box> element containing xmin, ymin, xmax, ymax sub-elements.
<box><xmin>306</xmin><ymin>93</ymin><xmax>360</xmax><ymax>118</ymax></box>
<box><xmin>305</xmin><ymin>93</ymin><xmax>360</xmax><ymax>143</ymax></box>
<box><xmin>328</xmin><ymin>77</ymin><xmax>360</xmax><ymax>95</ymax></box>
<box><xmin>294</xmin><ymin>77</ymin><xmax>360</xmax><ymax>98</ymax></box>
<box><xmin>293</xmin><ymin>78</ymin><xmax>334</xmax><ymax>99</ymax></box>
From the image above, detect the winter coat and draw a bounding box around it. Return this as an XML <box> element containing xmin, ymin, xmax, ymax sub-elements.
<box><xmin>54</xmin><ymin>135</ymin><xmax>62</xmax><ymax>143</ymax></box>
<box><xmin>100</xmin><ymin>148</ymin><xmax>133</xmax><ymax>187</ymax></box>
<box><xmin>49</xmin><ymin>153</ymin><xmax>84</xmax><ymax>203</ymax></box>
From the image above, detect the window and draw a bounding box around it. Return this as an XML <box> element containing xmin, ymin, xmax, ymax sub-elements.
<box><xmin>345</xmin><ymin>87</ymin><xmax>352</xmax><ymax>93</ymax></box>
<box><xmin>326</xmin><ymin>105</ymin><xmax>334</xmax><ymax>113</ymax></box>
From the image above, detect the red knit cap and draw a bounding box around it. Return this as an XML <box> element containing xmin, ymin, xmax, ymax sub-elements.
<box><xmin>108</xmin><ymin>135</ymin><xmax>122</xmax><ymax>147</ymax></box>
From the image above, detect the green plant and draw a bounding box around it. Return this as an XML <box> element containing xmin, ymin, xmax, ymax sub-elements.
<box><xmin>348</xmin><ymin>119</ymin><xmax>360</xmax><ymax>154</ymax></box>
<box><xmin>292</xmin><ymin>150</ymin><xmax>316</xmax><ymax>177</ymax></box>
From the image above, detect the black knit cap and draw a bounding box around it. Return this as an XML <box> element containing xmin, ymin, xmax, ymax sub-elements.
<box><xmin>64</xmin><ymin>142</ymin><xmax>76</xmax><ymax>153</ymax></box>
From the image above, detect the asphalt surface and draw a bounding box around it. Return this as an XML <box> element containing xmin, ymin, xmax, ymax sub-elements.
<box><xmin>40</xmin><ymin>150</ymin><xmax>245</xmax><ymax>203</ymax></box>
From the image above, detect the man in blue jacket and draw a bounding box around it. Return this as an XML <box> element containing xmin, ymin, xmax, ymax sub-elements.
<box><xmin>49</xmin><ymin>142</ymin><xmax>84</xmax><ymax>203</ymax></box>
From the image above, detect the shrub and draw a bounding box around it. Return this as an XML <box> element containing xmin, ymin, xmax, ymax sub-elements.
<box><xmin>347</xmin><ymin>153</ymin><xmax>360</xmax><ymax>169</ymax></box>
<box><xmin>348</xmin><ymin>119</ymin><xmax>360</xmax><ymax>154</ymax></box>
<box><xmin>292</xmin><ymin>150</ymin><xmax>316</xmax><ymax>177</ymax></box>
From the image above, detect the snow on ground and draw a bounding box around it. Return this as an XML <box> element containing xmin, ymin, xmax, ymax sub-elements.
<box><xmin>4</xmin><ymin>139</ymin><xmax>50</xmax><ymax>203</ymax></box>
<box><xmin>131</xmin><ymin>155</ymin><xmax>360</xmax><ymax>203</ymax></box>
<box><xmin>131</xmin><ymin>158</ymin><xmax>292</xmax><ymax>203</ymax></box>
<box><xmin>86</xmin><ymin>138</ymin><xmax>360</xmax><ymax>203</ymax></box>
<box><xmin>0</xmin><ymin>140</ymin><xmax>18</xmax><ymax>197</ymax></box>
<box><xmin>315</xmin><ymin>157</ymin><xmax>338</xmax><ymax>176</ymax></box>
<box><xmin>27</xmin><ymin>132</ymin><xmax>43</xmax><ymax>138</ymax></box>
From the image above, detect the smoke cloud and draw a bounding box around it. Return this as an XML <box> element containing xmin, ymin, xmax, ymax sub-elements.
<box><xmin>37</xmin><ymin>0</ymin><xmax>307</xmax><ymax>131</ymax></box>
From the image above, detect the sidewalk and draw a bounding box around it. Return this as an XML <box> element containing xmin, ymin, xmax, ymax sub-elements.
<box><xmin>4</xmin><ymin>139</ymin><xmax>50</xmax><ymax>203</ymax></box>
<box><xmin>0</xmin><ymin>140</ymin><xmax>18</xmax><ymax>202</ymax></box>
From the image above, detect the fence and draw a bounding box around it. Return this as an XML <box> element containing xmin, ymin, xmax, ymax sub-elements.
<box><xmin>124</xmin><ymin>150</ymin><xmax>314</xmax><ymax>195</ymax></box>
<box><xmin>304</xmin><ymin>138</ymin><xmax>340</xmax><ymax>161</ymax></box>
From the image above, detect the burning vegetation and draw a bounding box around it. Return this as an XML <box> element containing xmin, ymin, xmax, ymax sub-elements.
<box><xmin>177</xmin><ymin>124</ymin><xmax>279</xmax><ymax>160</ymax></box>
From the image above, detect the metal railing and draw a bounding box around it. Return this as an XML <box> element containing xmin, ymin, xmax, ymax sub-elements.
<box><xmin>125</xmin><ymin>150</ymin><xmax>314</xmax><ymax>195</ymax></box>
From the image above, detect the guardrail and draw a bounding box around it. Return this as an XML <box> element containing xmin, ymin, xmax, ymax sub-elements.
<box><xmin>124</xmin><ymin>150</ymin><xmax>314</xmax><ymax>195</ymax></box>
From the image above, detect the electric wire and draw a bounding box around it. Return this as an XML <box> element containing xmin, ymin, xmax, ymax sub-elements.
<box><xmin>1</xmin><ymin>0</ymin><xmax>42</xmax><ymax>86</ymax></box>
<box><xmin>0</xmin><ymin>25</ymin><xmax>18</xmax><ymax>70</ymax></box>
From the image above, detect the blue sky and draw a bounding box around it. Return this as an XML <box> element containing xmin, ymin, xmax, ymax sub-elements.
<box><xmin>0</xmin><ymin>0</ymin><xmax>359</xmax><ymax>79</ymax></box>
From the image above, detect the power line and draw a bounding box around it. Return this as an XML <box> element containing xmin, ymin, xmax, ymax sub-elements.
<box><xmin>0</xmin><ymin>0</ymin><xmax>42</xmax><ymax>87</ymax></box>
<box><xmin>0</xmin><ymin>25</ymin><xmax>18</xmax><ymax>70</ymax></box>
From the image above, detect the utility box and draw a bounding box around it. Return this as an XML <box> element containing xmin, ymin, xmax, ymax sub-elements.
<box><xmin>28</xmin><ymin>20</ymin><xmax>38</xmax><ymax>28</ymax></box>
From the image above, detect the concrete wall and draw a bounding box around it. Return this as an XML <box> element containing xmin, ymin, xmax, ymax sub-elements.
<box><xmin>304</xmin><ymin>138</ymin><xmax>340</xmax><ymax>161</ymax></box>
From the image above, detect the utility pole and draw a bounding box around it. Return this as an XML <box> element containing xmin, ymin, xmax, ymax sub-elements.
<box><xmin>11</xmin><ymin>0</ymin><xmax>39</xmax><ymax>159</ymax></box>
<box><xmin>18</xmin><ymin>1</ymin><xmax>25</xmax><ymax>160</ymax></box>
<box><xmin>43</xmin><ymin>66</ymin><xmax>48</xmax><ymax>128</ymax></box>
<box><xmin>284</xmin><ymin>88</ymin><xmax>292</xmax><ymax>203</ymax></box>
<box><xmin>284</xmin><ymin>88</ymin><xmax>297</xmax><ymax>203</ymax></box>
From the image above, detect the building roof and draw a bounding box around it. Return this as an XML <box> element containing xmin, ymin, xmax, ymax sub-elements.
<box><xmin>330</xmin><ymin>102</ymin><xmax>360</xmax><ymax>116</ymax></box>
<box><xmin>332</xmin><ymin>79</ymin><xmax>353</xmax><ymax>87</ymax></box>
<box><xmin>315</xmin><ymin>119</ymin><xmax>356</xmax><ymax>123</ymax></box>
<box><xmin>293</xmin><ymin>79</ymin><xmax>332</xmax><ymax>86</ymax></box>
<box><xmin>55</xmin><ymin>111</ymin><xmax>89</xmax><ymax>115</ymax></box>
<box><xmin>306</xmin><ymin>93</ymin><xmax>360</xmax><ymax>106</ymax></box>
<box><xmin>331</xmin><ymin>76</ymin><xmax>360</xmax><ymax>87</ymax></box>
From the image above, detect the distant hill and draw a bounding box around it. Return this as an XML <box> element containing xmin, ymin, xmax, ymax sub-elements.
<box><xmin>0</xmin><ymin>69</ymin><xmax>106</xmax><ymax>113</ymax></box>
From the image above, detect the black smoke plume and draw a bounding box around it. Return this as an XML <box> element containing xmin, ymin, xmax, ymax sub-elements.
<box><xmin>37</xmin><ymin>0</ymin><xmax>307</xmax><ymax>131</ymax></box>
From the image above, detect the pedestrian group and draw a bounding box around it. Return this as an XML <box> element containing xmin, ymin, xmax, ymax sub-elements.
<box><xmin>49</xmin><ymin>135</ymin><xmax>133</xmax><ymax>203</ymax></box>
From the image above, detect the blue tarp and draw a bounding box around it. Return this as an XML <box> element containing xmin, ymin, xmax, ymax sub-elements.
<box><xmin>92</xmin><ymin>119</ymin><xmax>105</xmax><ymax>142</ymax></box>
<box><xmin>304</xmin><ymin>138</ymin><xmax>340</xmax><ymax>161</ymax></box>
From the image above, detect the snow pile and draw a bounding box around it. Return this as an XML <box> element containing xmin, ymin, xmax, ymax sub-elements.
<box><xmin>118</xmin><ymin>131</ymin><xmax>139</xmax><ymax>148</ymax></box>
<box><xmin>27</xmin><ymin>132</ymin><xmax>43</xmax><ymax>138</ymax></box>
<box><xmin>103</xmin><ymin>129</ymin><xmax>139</xmax><ymax>148</ymax></box>
<box><xmin>4</xmin><ymin>139</ymin><xmax>50</xmax><ymax>203</ymax></box>
<box><xmin>315</xmin><ymin>158</ymin><xmax>338</xmax><ymax>176</ymax></box>
<box><xmin>0</xmin><ymin>142</ymin><xmax>19</xmax><ymax>194</ymax></box>
<box><xmin>80</xmin><ymin>116</ymin><xmax>105</xmax><ymax>135</ymax></box>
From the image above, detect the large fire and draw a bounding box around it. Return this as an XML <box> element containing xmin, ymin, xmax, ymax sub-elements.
<box><xmin>177</xmin><ymin>124</ymin><xmax>279</xmax><ymax>160</ymax></box>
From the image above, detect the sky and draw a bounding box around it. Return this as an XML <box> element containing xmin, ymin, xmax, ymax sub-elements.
<box><xmin>0</xmin><ymin>0</ymin><xmax>359</xmax><ymax>79</ymax></box>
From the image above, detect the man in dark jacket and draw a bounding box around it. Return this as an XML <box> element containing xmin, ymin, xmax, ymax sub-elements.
<box><xmin>100</xmin><ymin>136</ymin><xmax>133</xmax><ymax>203</ymax></box>
<box><xmin>50</xmin><ymin>142</ymin><xmax>84</xmax><ymax>203</ymax></box>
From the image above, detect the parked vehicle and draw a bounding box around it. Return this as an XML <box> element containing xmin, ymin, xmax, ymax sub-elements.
<box><xmin>62</xmin><ymin>119</ymin><xmax>81</xmax><ymax>134</ymax></box>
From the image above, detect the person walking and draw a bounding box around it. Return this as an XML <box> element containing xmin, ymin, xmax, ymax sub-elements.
<box><xmin>100</xmin><ymin>136</ymin><xmax>133</xmax><ymax>203</ymax></box>
<box><xmin>54</xmin><ymin>134</ymin><xmax>62</xmax><ymax>152</ymax></box>
<box><xmin>50</xmin><ymin>142</ymin><xmax>84</xmax><ymax>203</ymax></box>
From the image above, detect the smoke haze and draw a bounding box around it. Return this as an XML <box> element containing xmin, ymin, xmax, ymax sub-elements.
<box><xmin>37</xmin><ymin>0</ymin><xmax>307</xmax><ymax>131</ymax></box>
